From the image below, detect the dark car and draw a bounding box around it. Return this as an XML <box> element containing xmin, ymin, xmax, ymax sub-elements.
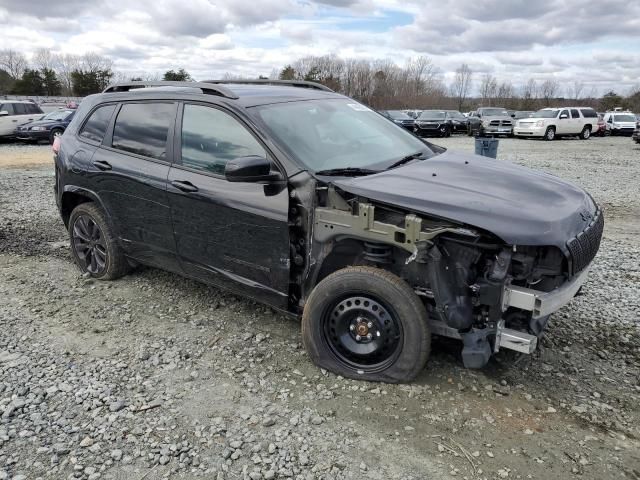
<box><xmin>413</xmin><ymin>110</ymin><xmax>455</xmax><ymax>137</ymax></box>
<box><xmin>444</xmin><ymin>110</ymin><xmax>468</xmax><ymax>133</ymax></box>
<box><xmin>633</xmin><ymin>120</ymin><xmax>640</xmax><ymax>144</ymax></box>
<box><xmin>379</xmin><ymin>110</ymin><xmax>415</xmax><ymax>131</ymax></box>
<box><xmin>54</xmin><ymin>80</ymin><xmax>603</xmax><ymax>383</ymax></box>
<box><xmin>16</xmin><ymin>108</ymin><xmax>75</xmax><ymax>144</ymax></box>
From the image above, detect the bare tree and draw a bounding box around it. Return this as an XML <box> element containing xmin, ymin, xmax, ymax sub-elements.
<box><xmin>0</xmin><ymin>49</ymin><xmax>28</xmax><ymax>78</ymax></box>
<box><xmin>450</xmin><ymin>63</ymin><xmax>472</xmax><ymax>111</ymax></box>
<box><xmin>479</xmin><ymin>74</ymin><xmax>498</xmax><ymax>106</ymax></box>
<box><xmin>520</xmin><ymin>78</ymin><xmax>538</xmax><ymax>109</ymax></box>
<box><xmin>54</xmin><ymin>54</ymin><xmax>80</xmax><ymax>95</ymax></box>
<box><xmin>540</xmin><ymin>78</ymin><xmax>560</xmax><ymax>106</ymax></box>
<box><xmin>33</xmin><ymin>48</ymin><xmax>55</xmax><ymax>72</ymax></box>
<box><xmin>566</xmin><ymin>80</ymin><xmax>585</xmax><ymax>102</ymax></box>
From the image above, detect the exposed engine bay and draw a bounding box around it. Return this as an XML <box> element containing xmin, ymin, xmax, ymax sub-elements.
<box><xmin>303</xmin><ymin>184</ymin><xmax>601</xmax><ymax>368</ymax></box>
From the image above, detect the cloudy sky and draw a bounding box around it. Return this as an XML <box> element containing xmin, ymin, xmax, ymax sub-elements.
<box><xmin>1</xmin><ymin>0</ymin><xmax>638</xmax><ymax>95</ymax></box>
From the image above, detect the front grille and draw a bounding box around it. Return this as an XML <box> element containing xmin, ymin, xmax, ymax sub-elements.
<box><xmin>501</xmin><ymin>120</ymin><xmax>512</xmax><ymax>126</ymax></box>
<box><xmin>567</xmin><ymin>208</ymin><xmax>604</xmax><ymax>275</ymax></box>
<box><xmin>490</xmin><ymin>120</ymin><xmax>500</xmax><ymax>126</ymax></box>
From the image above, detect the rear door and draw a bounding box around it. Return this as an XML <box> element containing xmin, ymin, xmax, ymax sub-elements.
<box><xmin>167</xmin><ymin>102</ymin><xmax>290</xmax><ymax>308</ymax></box>
<box><xmin>0</xmin><ymin>103</ymin><xmax>17</xmax><ymax>136</ymax></box>
<box><xmin>570</xmin><ymin>109</ymin><xmax>582</xmax><ymax>134</ymax></box>
<box><xmin>13</xmin><ymin>103</ymin><xmax>40</xmax><ymax>127</ymax></box>
<box><xmin>89</xmin><ymin>101</ymin><xmax>181</xmax><ymax>272</ymax></box>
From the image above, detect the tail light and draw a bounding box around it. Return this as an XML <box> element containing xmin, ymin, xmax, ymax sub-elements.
<box><xmin>52</xmin><ymin>136</ymin><xmax>61</xmax><ymax>155</ymax></box>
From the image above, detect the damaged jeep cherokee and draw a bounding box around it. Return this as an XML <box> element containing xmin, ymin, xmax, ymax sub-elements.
<box><xmin>53</xmin><ymin>80</ymin><xmax>604</xmax><ymax>383</ymax></box>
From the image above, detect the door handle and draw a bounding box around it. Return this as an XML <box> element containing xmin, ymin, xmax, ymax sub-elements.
<box><xmin>93</xmin><ymin>160</ymin><xmax>112</xmax><ymax>171</ymax></box>
<box><xmin>171</xmin><ymin>180</ymin><xmax>199</xmax><ymax>193</ymax></box>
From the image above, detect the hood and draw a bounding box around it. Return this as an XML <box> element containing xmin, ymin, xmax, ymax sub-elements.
<box><xmin>333</xmin><ymin>150</ymin><xmax>596</xmax><ymax>248</ymax></box>
<box><xmin>21</xmin><ymin>118</ymin><xmax>62</xmax><ymax>128</ymax></box>
<box><xmin>482</xmin><ymin>115</ymin><xmax>512</xmax><ymax>122</ymax></box>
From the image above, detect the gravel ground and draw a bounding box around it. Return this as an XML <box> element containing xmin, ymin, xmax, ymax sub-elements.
<box><xmin>0</xmin><ymin>136</ymin><xmax>639</xmax><ymax>480</ymax></box>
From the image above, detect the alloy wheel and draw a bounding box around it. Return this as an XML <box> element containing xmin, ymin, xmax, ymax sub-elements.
<box><xmin>72</xmin><ymin>214</ymin><xmax>107</xmax><ymax>274</ymax></box>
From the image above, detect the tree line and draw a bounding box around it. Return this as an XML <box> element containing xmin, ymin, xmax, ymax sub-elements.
<box><xmin>2</xmin><ymin>49</ymin><xmax>639</xmax><ymax>112</ymax></box>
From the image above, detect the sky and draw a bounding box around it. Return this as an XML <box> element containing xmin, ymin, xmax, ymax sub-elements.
<box><xmin>1</xmin><ymin>0</ymin><xmax>639</xmax><ymax>96</ymax></box>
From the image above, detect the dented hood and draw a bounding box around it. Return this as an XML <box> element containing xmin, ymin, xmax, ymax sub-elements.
<box><xmin>333</xmin><ymin>150</ymin><xmax>596</xmax><ymax>247</ymax></box>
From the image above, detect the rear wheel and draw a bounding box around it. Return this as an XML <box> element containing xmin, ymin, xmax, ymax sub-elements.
<box><xmin>579</xmin><ymin>126</ymin><xmax>591</xmax><ymax>140</ymax></box>
<box><xmin>49</xmin><ymin>128</ymin><xmax>63</xmax><ymax>144</ymax></box>
<box><xmin>544</xmin><ymin>126</ymin><xmax>556</xmax><ymax>141</ymax></box>
<box><xmin>69</xmin><ymin>203</ymin><xmax>129</xmax><ymax>280</ymax></box>
<box><xmin>302</xmin><ymin>266</ymin><xmax>431</xmax><ymax>383</ymax></box>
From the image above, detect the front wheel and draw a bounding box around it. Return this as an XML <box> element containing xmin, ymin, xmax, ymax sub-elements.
<box><xmin>544</xmin><ymin>127</ymin><xmax>555</xmax><ymax>141</ymax></box>
<box><xmin>69</xmin><ymin>203</ymin><xmax>130</xmax><ymax>280</ymax></box>
<box><xmin>579</xmin><ymin>126</ymin><xmax>591</xmax><ymax>140</ymax></box>
<box><xmin>302</xmin><ymin>266</ymin><xmax>431</xmax><ymax>383</ymax></box>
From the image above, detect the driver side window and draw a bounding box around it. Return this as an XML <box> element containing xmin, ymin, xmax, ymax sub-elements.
<box><xmin>559</xmin><ymin>109</ymin><xmax>569</xmax><ymax>119</ymax></box>
<box><xmin>181</xmin><ymin>104</ymin><xmax>266</xmax><ymax>176</ymax></box>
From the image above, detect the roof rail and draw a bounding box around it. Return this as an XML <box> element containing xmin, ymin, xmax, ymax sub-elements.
<box><xmin>203</xmin><ymin>79</ymin><xmax>334</xmax><ymax>92</ymax></box>
<box><xmin>102</xmin><ymin>81</ymin><xmax>239</xmax><ymax>99</ymax></box>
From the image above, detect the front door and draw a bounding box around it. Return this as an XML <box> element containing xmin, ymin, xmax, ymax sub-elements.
<box><xmin>167</xmin><ymin>103</ymin><xmax>290</xmax><ymax>308</ymax></box>
<box><xmin>556</xmin><ymin>109</ymin><xmax>571</xmax><ymax>134</ymax></box>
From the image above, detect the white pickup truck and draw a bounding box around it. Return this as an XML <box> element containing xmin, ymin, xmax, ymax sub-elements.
<box><xmin>514</xmin><ymin>107</ymin><xmax>598</xmax><ymax>140</ymax></box>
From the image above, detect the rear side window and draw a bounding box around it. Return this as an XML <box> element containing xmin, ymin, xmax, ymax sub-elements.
<box><xmin>580</xmin><ymin>108</ymin><xmax>597</xmax><ymax>118</ymax></box>
<box><xmin>0</xmin><ymin>104</ymin><xmax>15</xmax><ymax>115</ymax></box>
<box><xmin>570</xmin><ymin>109</ymin><xmax>580</xmax><ymax>118</ymax></box>
<box><xmin>180</xmin><ymin>104</ymin><xmax>266</xmax><ymax>175</ymax></box>
<box><xmin>112</xmin><ymin>103</ymin><xmax>175</xmax><ymax>160</ymax></box>
<box><xmin>27</xmin><ymin>104</ymin><xmax>42</xmax><ymax>114</ymax></box>
<box><xmin>80</xmin><ymin>104</ymin><xmax>116</xmax><ymax>143</ymax></box>
<box><xmin>13</xmin><ymin>103</ymin><xmax>27</xmax><ymax>115</ymax></box>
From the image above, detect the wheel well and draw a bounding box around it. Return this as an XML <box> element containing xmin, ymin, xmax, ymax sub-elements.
<box><xmin>315</xmin><ymin>238</ymin><xmax>403</xmax><ymax>285</ymax></box>
<box><xmin>61</xmin><ymin>192</ymin><xmax>92</xmax><ymax>227</ymax></box>
<box><xmin>584</xmin><ymin>124</ymin><xmax>592</xmax><ymax>130</ymax></box>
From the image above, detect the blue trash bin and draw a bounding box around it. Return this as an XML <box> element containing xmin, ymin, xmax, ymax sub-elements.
<box><xmin>474</xmin><ymin>137</ymin><xmax>499</xmax><ymax>158</ymax></box>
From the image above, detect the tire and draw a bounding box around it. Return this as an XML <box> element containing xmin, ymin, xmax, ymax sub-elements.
<box><xmin>68</xmin><ymin>203</ymin><xmax>129</xmax><ymax>280</ymax></box>
<box><xmin>49</xmin><ymin>128</ymin><xmax>63</xmax><ymax>144</ymax></box>
<box><xmin>302</xmin><ymin>266</ymin><xmax>431</xmax><ymax>383</ymax></box>
<box><xmin>579</xmin><ymin>126</ymin><xmax>591</xmax><ymax>140</ymax></box>
<box><xmin>544</xmin><ymin>126</ymin><xmax>555</xmax><ymax>141</ymax></box>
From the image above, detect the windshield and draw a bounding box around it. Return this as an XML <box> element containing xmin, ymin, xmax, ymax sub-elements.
<box><xmin>446</xmin><ymin>111</ymin><xmax>465</xmax><ymax>119</ymax></box>
<box><xmin>418</xmin><ymin>110</ymin><xmax>446</xmax><ymax>119</ymax></box>
<box><xmin>386</xmin><ymin>110</ymin><xmax>411</xmax><ymax>119</ymax></box>
<box><xmin>531</xmin><ymin>109</ymin><xmax>559</xmax><ymax>118</ymax></box>
<box><xmin>43</xmin><ymin>109</ymin><xmax>73</xmax><ymax>121</ymax></box>
<box><xmin>514</xmin><ymin>111</ymin><xmax>533</xmax><ymax>119</ymax></box>
<box><xmin>613</xmin><ymin>114</ymin><xmax>636</xmax><ymax>122</ymax></box>
<box><xmin>480</xmin><ymin>108</ymin><xmax>508</xmax><ymax>117</ymax></box>
<box><xmin>253</xmin><ymin>99</ymin><xmax>434</xmax><ymax>171</ymax></box>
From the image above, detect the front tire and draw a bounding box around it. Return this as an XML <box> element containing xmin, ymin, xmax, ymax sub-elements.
<box><xmin>544</xmin><ymin>126</ymin><xmax>555</xmax><ymax>141</ymax></box>
<box><xmin>579</xmin><ymin>126</ymin><xmax>591</xmax><ymax>140</ymax></box>
<box><xmin>302</xmin><ymin>266</ymin><xmax>431</xmax><ymax>383</ymax></box>
<box><xmin>69</xmin><ymin>203</ymin><xmax>129</xmax><ymax>280</ymax></box>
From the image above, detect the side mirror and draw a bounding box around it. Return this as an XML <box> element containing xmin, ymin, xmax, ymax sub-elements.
<box><xmin>559</xmin><ymin>114</ymin><xmax>568</xmax><ymax>119</ymax></box>
<box><xmin>607</xmin><ymin>118</ymin><xmax>613</xmax><ymax>123</ymax></box>
<box><xmin>225</xmin><ymin>155</ymin><xmax>281</xmax><ymax>183</ymax></box>
<box><xmin>0</xmin><ymin>110</ymin><xmax>8</xmax><ymax>117</ymax></box>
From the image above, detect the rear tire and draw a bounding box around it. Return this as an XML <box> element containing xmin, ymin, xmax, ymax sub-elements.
<box><xmin>579</xmin><ymin>126</ymin><xmax>591</xmax><ymax>140</ymax></box>
<box><xmin>544</xmin><ymin>127</ymin><xmax>555</xmax><ymax>141</ymax></box>
<box><xmin>302</xmin><ymin>266</ymin><xmax>431</xmax><ymax>383</ymax></box>
<box><xmin>49</xmin><ymin>128</ymin><xmax>63</xmax><ymax>144</ymax></box>
<box><xmin>69</xmin><ymin>203</ymin><xmax>129</xmax><ymax>280</ymax></box>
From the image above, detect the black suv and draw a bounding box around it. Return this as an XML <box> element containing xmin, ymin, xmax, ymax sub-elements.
<box><xmin>54</xmin><ymin>80</ymin><xmax>603</xmax><ymax>383</ymax></box>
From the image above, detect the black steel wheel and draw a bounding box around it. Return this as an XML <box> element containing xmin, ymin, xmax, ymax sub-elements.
<box><xmin>72</xmin><ymin>214</ymin><xmax>107</xmax><ymax>274</ymax></box>
<box><xmin>323</xmin><ymin>295</ymin><xmax>403</xmax><ymax>372</ymax></box>
<box><xmin>302</xmin><ymin>266</ymin><xmax>430</xmax><ymax>383</ymax></box>
<box><xmin>68</xmin><ymin>203</ymin><xmax>129</xmax><ymax>280</ymax></box>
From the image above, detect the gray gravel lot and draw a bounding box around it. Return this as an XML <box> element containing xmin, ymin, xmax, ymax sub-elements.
<box><xmin>0</xmin><ymin>136</ymin><xmax>639</xmax><ymax>480</ymax></box>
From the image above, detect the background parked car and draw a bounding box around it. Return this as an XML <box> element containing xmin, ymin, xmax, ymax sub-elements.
<box><xmin>514</xmin><ymin>107</ymin><xmax>597</xmax><ymax>140</ymax></box>
<box><xmin>466</xmin><ymin>107</ymin><xmax>514</xmax><ymax>137</ymax></box>
<box><xmin>15</xmin><ymin>108</ymin><xmax>76</xmax><ymax>144</ymax></box>
<box><xmin>414</xmin><ymin>110</ymin><xmax>455</xmax><ymax>137</ymax></box>
<box><xmin>594</xmin><ymin>114</ymin><xmax>606</xmax><ymax>137</ymax></box>
<box><xmin>603</xmin><ymin>111</ymin><xmax>636</xmax><ymax>136</ymax></box>
<box><xmin>402</xmin><ymin>109</ymin><xmax>422</xmax><ymax>119</ymax></box>
<box><xmin>379</xmin><ymin>110</ymin><xmax>416</xmax><ymax>131</ymax></box>
<box><xmin>444</xmin><ymin>110</ymin><xmax>468</xmax><ymax>133</ymax></box>
<box><xmin>633</xmin><ymin>120</ymin><xmax>640</xmax><ymax>144</ymax></box>
<box><xmin>0</xmin><ymin>100</ymin><xmax>44</xmax><ymax>138</ymax></box>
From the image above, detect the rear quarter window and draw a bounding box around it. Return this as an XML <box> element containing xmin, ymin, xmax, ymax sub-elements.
<box><xmin>79</xmin><ymin>104</ymin><xmax>117</xmax><ymax>143</ymax></box>
<box><xmin>13</xmin><ymin>103</ymin><xmax>27</xmax><ymax>115</ymax></box>
<box><xmin>580</xmin><ymin>109</ymin><xmax>597</xmax><ymax>118</ymax></box>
